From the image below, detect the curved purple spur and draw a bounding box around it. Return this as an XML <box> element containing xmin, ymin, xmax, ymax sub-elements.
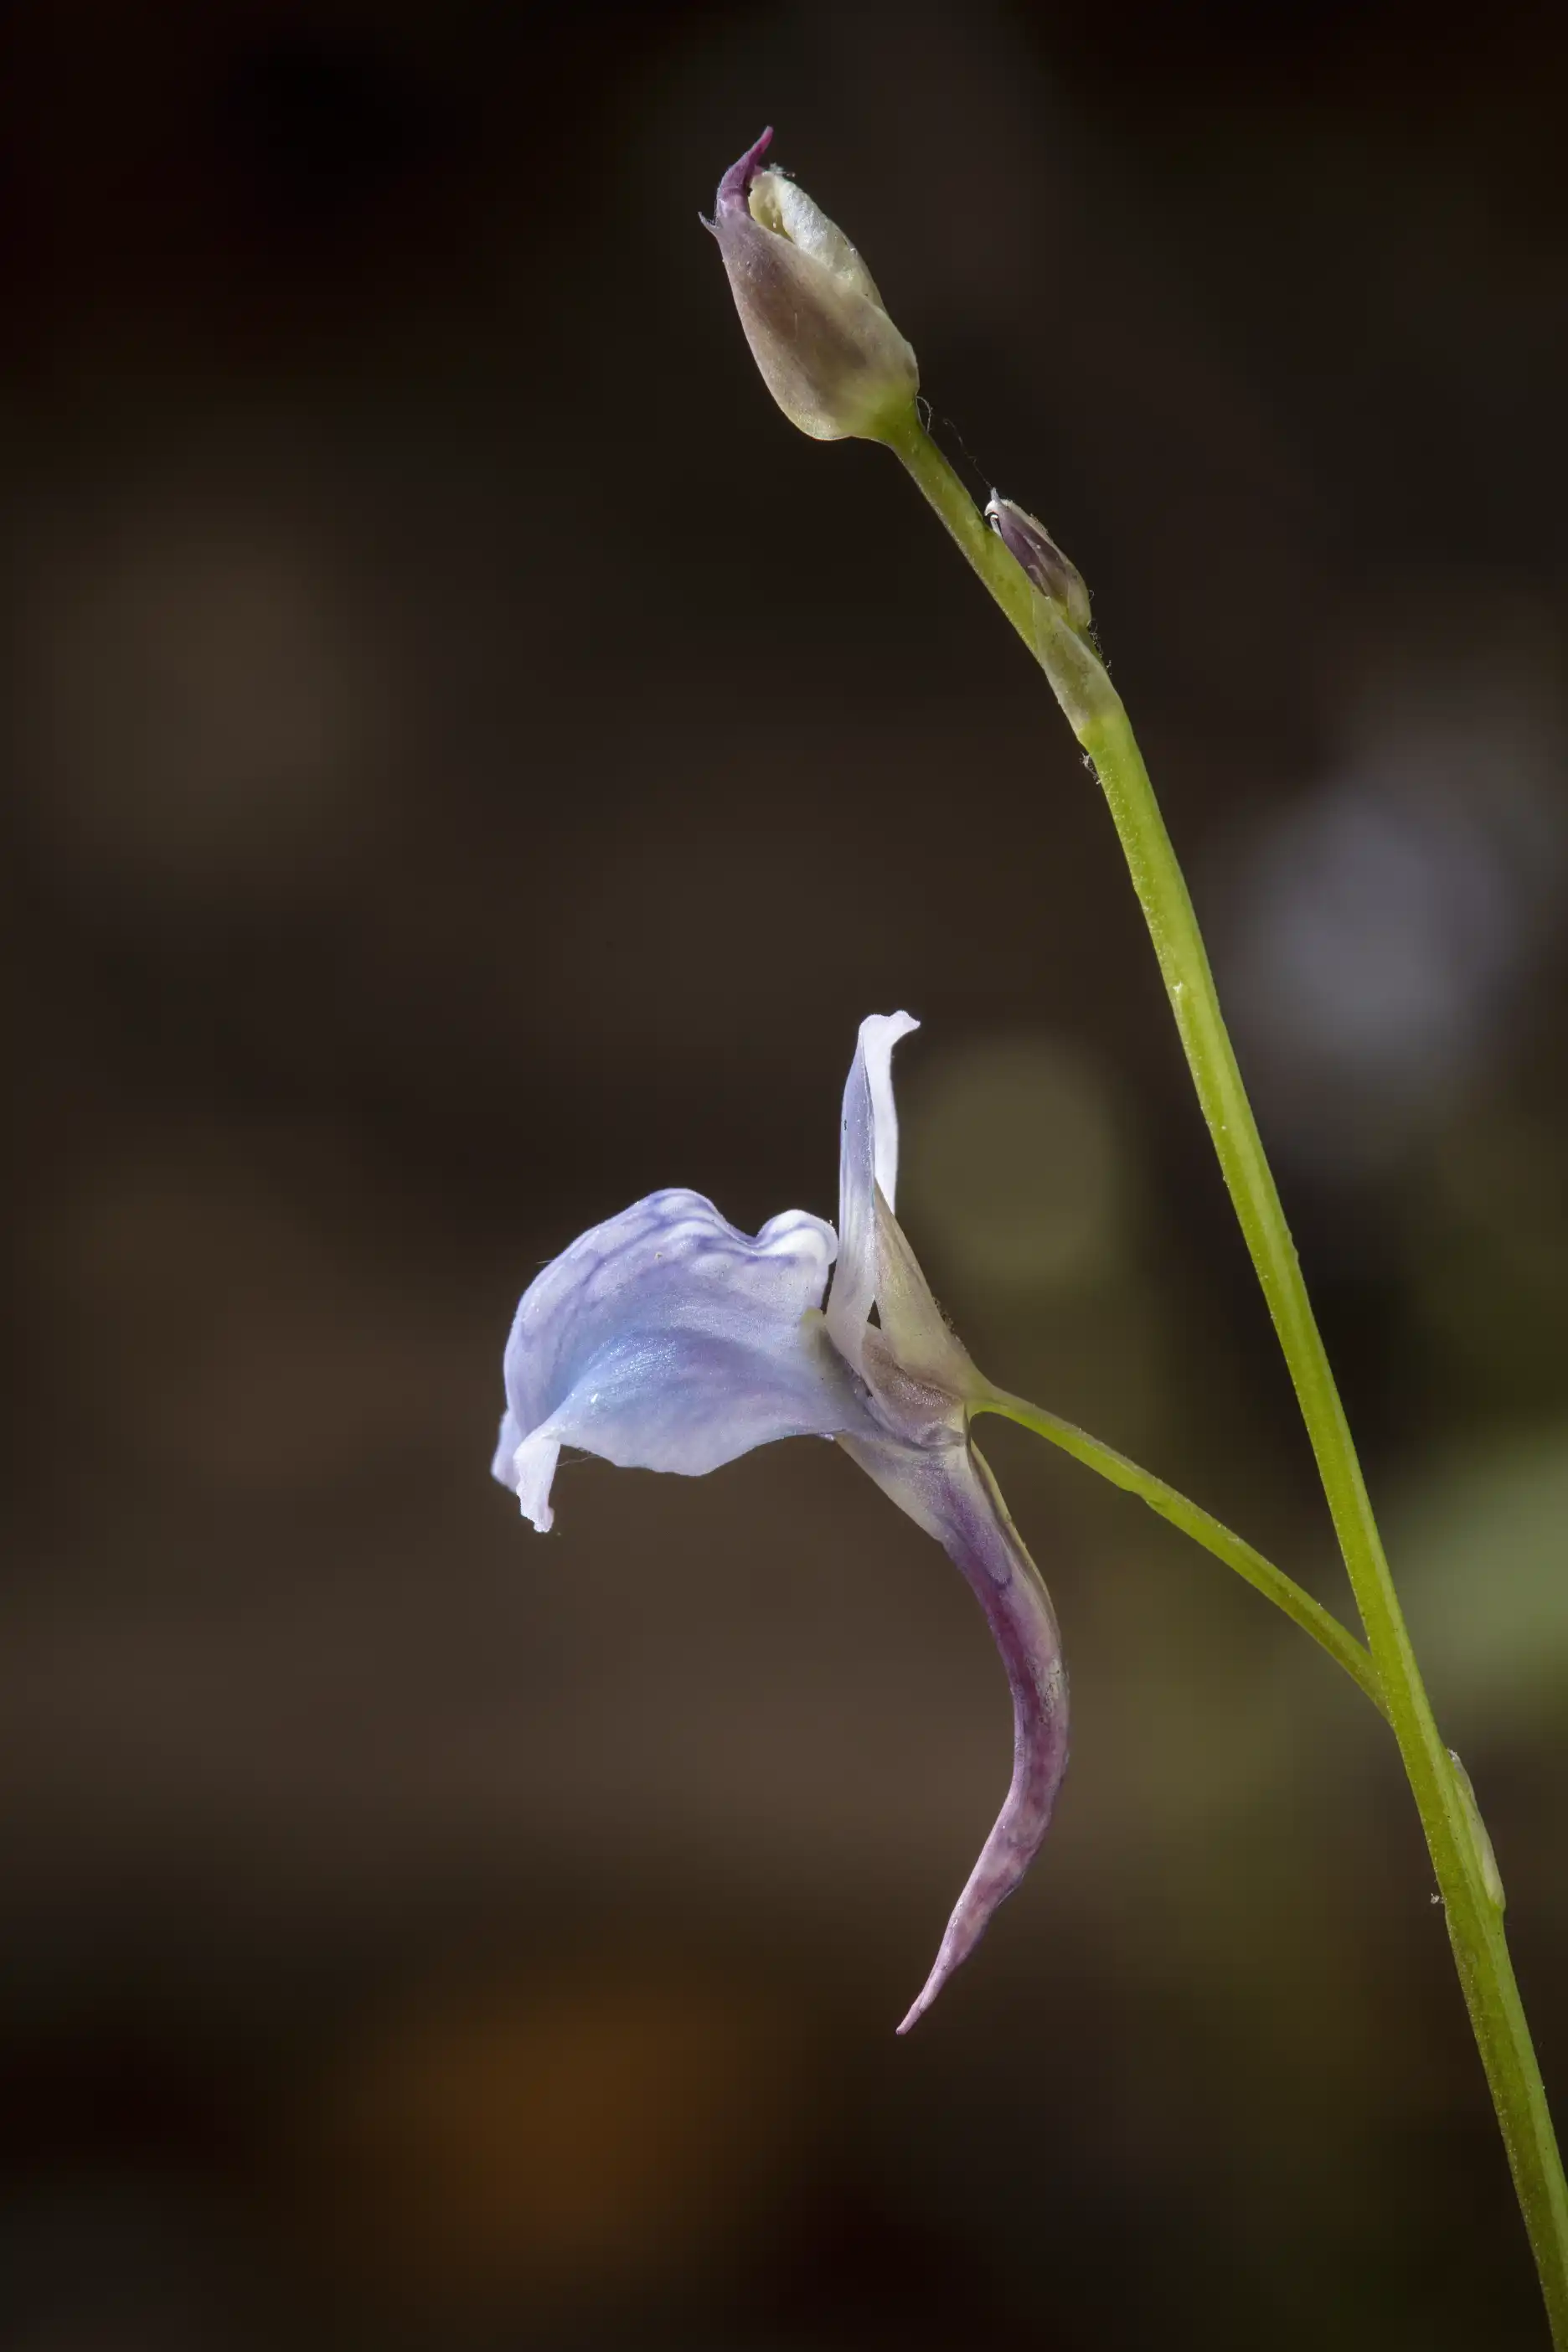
<box><xmin>493</xmin><ymin>1015</ymin><xmax>1069</xmax><ymax>2028</ymax></box>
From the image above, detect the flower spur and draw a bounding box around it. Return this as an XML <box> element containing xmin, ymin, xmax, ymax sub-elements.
<box><xmin>493</xmin><ymin>1015</ymin><xmax>1068</xmax><ymax>2030</ymax></box>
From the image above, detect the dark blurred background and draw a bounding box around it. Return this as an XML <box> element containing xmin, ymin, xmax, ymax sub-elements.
<box><xmin>4</xmin><ymin>0</ymin><xmax>1567</xmax><ymax>2344</ymax></box>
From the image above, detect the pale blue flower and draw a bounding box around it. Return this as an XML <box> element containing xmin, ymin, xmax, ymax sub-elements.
<box><xmin>494</xmin><ymin>1015</ymin><xmax>1068</xmax><ymax>2030</ymax></box>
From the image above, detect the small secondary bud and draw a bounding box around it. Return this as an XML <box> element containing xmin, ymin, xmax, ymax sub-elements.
<box><xmin>709</xmin><ymin>128</ymin><xmax>919</xmax><ymax>444</ymax></box>
<box><xmin>985</xmin><ymin>493</ymin><xmax>1091</xmax><ymax>633</ymax></box>
<box><xmin>1449</xmin><ymin>1751</ymin><xmax>1506</xmax><ymax>1911</ymax></box>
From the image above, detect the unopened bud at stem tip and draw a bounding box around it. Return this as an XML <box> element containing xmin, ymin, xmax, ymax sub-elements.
<box><xmin>708</xmin><ymin>128</ymin><xmax>919</xmax><ymax>444</ymax></box>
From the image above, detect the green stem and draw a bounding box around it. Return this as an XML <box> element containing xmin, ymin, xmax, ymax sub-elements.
<box><xmin>883</xmin><ymin>405</ymin><xmax>1568</xmax><ymax>2343</ymax></box>
<box><xmin>975</xmin><ymin>1387</ymin><xmax>1386</xmax><ymax>1720</ymax></box>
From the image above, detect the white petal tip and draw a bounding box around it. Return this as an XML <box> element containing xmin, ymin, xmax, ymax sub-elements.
<box><xmin>859</xmin><ymin>1008</ymin><xmax>919</xmax><ymax>1052</ymax></box>
<box><xmin>513</xmin><ymin>1431</ymin><xmax>562</xmax><ymax>1534</ymax></box>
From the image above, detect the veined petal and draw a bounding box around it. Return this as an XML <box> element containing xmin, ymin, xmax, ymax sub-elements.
<box><xmin>827</xmin><ymin>1010</ymin><xmax>919</xmax><ymax>1375</ymax></box>
<box><xmin>840</xmin><ymin>1429</ymin><xmax>1070</xmax><ymax>2030</ymax></box>
<box><xmin>495</xmin><ymin>1189</ymin><xmax>877</xmax><ymax>1531</ymax></box>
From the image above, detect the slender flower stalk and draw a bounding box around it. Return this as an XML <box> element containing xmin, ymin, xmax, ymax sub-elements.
<box><xmin>975</xmin><ymin>1387</ymin><xmax>1385</xmax><ymax>1719</ymax></box>
<box><xmin>883</xmin><ymin>409</ymin><xmax>1568</xmax><ymax>2344</ymax></box>
<box><xmin>704</xmin><ymin>132</ymin><xmax>1568</xmax><ymax>2344</ymax></box>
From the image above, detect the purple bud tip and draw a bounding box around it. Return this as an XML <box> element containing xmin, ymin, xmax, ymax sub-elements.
<box><xmin>716</xmin><ymin>126</ymin><xmax>775</xmax><ymax>220</ymax></box>
<box><xmin>985</xmin><ymin>493</ymin><xmax>1091</xmax><ymax>632</ymax></box>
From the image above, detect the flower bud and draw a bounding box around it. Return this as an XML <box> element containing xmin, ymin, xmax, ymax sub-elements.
<box><xmin>709</xmin><ymin>129</ymin><xmax>919</xmax><ymax>443</ymax></box>
<box><xmin>984</xmin><ymin>493</ymin><xmax>1092</xmax><ymax>633</ymax></box>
